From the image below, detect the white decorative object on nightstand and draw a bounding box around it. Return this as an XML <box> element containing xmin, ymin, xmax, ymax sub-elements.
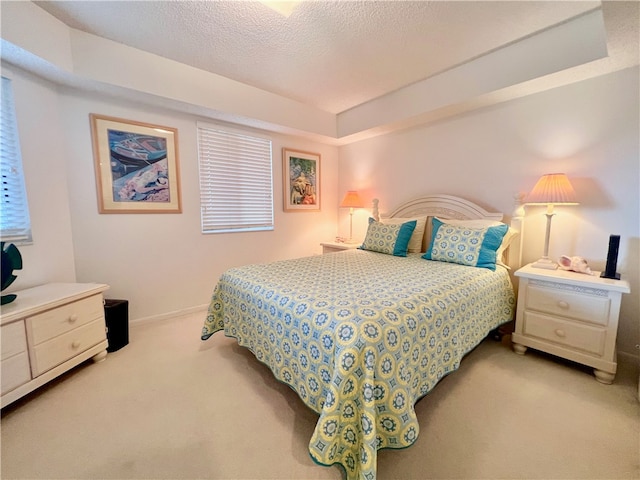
<box><xmin>320</xmin><ymin>241</ymin><xmax>360</xmax><ymax>254</ymax></box>
<box><xmin>1</xmin><ymin>283</ymin><xmax>109</xmax><ymax>407</ymax></box>
<box><xmin>512</xmin><ymin>263</ymin><xmax>630</xmax><ymax>384</ymax></box>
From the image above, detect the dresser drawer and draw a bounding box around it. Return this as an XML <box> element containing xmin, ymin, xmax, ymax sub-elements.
<box><xmin>27</xmin><ymin>294</ymin><xmax>104</xmax><ymax>345</ymax></box>
<box><xmin>1</xmin><ymin>321</ymin><xmax>28</xmax><ymax>361</ymax></box>
<box><xmin>523</xmin><ymin>311</ymin><xmax>606</xmax><ymax>356</ymax></box>
<box><xmin>1</xmin><ymin>352</ymin><xmax>31</xmax><ymax>394</ymax></box>
<box><xmin>525</xmin><ymin>284</ymin><xmax>610</xmax><ymax>326</ymax></box>
<box><xmin>30</xmin><ymin>319</ymin><xmax>106</xmax><ymax>376</ymax></box>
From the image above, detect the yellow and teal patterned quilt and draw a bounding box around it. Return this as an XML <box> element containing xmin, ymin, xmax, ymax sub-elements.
<box><xmin>202</xmin><ymin>250</ymin><xmax>515</xmax><ymax>480</ymax></box>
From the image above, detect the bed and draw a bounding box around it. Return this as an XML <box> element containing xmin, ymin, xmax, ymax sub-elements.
<box><xmin>201</xmin><ymin>194</ymin><xmax>524</xmax><ymax>480</ymax></box>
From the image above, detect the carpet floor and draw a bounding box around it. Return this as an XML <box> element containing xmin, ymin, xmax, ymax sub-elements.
<box><xmin>1</xmin><ymin>311</ymin><xmax>638</xmax><ymax>479</ymax></box>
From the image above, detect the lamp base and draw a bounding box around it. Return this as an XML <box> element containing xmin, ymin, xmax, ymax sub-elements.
<box><xmin>531</xmin><ymin>257</ymin><xmax>558</xmax><ymax>270</ymax></box>
<box><xmin>344</xmin><ymin>238</ymin><xmax>360</xmax><ymax>245</ymax></box>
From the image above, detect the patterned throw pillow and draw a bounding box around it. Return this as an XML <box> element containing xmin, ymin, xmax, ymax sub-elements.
<box><xmin>423</xmin><ymin>217</ymin><xmax>508</xmax><ymax>270</ymax></box>
<box><xmin>359</xmin><ymin>218</ymin><xmax>417</xmax><ymax>257</ymax></box>
<box><xmin>433</xmin><ymin>217</ymin><xmax>517</xmax><ymax>268</ymax></box>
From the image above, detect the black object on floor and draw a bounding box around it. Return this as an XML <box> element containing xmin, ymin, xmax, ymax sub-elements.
<box><xmin>104</xmin><ymin>299</ymin><xmax>129</xmax><ymax>352</ymax></box>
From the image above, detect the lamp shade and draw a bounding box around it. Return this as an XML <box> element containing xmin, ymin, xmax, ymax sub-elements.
<box><xmin>525</xmin><ymin>173</ymin><xmax>578</xmax><ymax>205</ymax></box>
<box><xmin>340</xmin><ymin>191</ymin><xmax>364</xmax><ymax>208</ymax></box>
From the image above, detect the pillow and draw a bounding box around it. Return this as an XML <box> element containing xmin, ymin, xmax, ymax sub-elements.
<box><xmin>359</xmin><ymin>217</ymin><xmax>417</xmax><ymax>257</ymax></box>
<box><xmin>434</xmin><ymin>217</ymin><xmax>501</xmax><ymax>228</ymax></box>
<box><xmin>423</xmin><ymin>217</ymin><xmax>508</xmax><ymax>270</ymax></box>
<box><xmin>381</xmin><ymin>216</ymin><xmax>427</xmax><ymax>253</ymax></box>
<box><xmin>434</xmin><ymin>217</ymin><xmax>516</xmax><ymax>268</ymax></box>
<box><xmin>495</xmin><ymin>227</ymin><xmax>518</xmax><ymax>268</ymax></box>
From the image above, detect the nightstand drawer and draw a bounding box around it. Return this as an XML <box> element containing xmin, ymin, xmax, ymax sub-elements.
<box><xmin>526</xmin><ymin>285</ymin><xmax>610</xmax><ymax>326</ymax></box>
<box><xmin>27</xmin><ymin>294</ymin><xmax>104</xmax><ymax>345</ymax></box>
<box><xmin>523</xmin><ymin>311</ymin><xmax>606</xmax><ymax>356</ymax></box>
<box><xmin>30</xmin><ymin>319</ymin><xmax>106</xmax><ymax>376</ymax></box>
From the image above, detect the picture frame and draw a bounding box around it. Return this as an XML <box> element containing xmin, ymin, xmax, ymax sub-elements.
<box><xmin>282</xmin><ymin>148</ymin><xmax>321</xmax><ymax>212</ymax></box>
<box><xmin>90</xmin><ymin>114</ymin><xmax>182</xmax><ymax>213</ymax></box>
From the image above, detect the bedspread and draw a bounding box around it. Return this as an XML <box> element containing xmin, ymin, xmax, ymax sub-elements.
<box><xmin>202</xmin><ymin>250</ymin><xmax>515</xmax><ymax>480</ymax></box>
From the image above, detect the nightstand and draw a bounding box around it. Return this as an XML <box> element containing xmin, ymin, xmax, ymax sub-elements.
<box><xmin>320</xmin><ymin>241</ymin><xmax>360</xmax><ymax>254</ymax></box>
<box><xmin>512</xmin><ymin>264</ymin><xmax>630</xmax><ymax>384</ymax></box>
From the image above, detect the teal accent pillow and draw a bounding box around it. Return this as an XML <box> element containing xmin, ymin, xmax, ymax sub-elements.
<box><xmin>359</xmin><ymin>218</ymin><xmax>417</xmax><ymax>257</ymax></box>
<box><xmin>422</xmin><ymin>217</ymin><xmax>508</xmax><ymax>270</ymax></box>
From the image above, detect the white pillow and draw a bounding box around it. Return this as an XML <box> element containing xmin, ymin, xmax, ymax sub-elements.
<box><xmin>382</xmin><ymin>216</ymin><xmax>427</xmax><ymax>253</ymax></box>
<box><xmin>495</xmin><ymin>227</ymin><xmax>519</xmax><ymax>267</ymax></box>
<box><xmin>434</xmin><ymin>217</ymin><xmax>518</xmax><ymax>268</ymax></box>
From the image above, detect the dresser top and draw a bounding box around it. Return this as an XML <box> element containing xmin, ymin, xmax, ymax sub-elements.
<box><xmin>0</xmin><ymin>283</ymin><xmax>109</xmax><ymax>325</ymax></box>
<box><xmin>515</xmin><ymin>263</ymin><xmax>630</xmax><ymax>294</ymax></box>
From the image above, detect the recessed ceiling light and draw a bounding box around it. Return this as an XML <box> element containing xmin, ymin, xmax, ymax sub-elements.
<box><xmin>258</xmin><ymin>1</ymin><xmax>301</xmax><ymax>18</ymax></box>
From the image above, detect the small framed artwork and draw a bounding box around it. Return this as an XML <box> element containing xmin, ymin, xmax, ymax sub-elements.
<box><xmin>90</xmin><ymin>114</ymin><xmax>182</xmax><ymax>213</ymax></box>
<box><xmin>282</xmin><ymin>148</ymin><xmax>320</xmax><ymax>212</ymax></box>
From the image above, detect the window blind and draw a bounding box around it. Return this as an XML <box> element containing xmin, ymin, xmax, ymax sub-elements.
<box><xmin>0</xmin><ymin>77</ymin><xmax>32</xmax><ymax>244</ymax></box>
<box><xmin>197</xmin><ymin>125</ymin><xmax>274</xmax><ymax>233</ymax></box>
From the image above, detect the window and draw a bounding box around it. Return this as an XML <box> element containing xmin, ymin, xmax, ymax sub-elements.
<box><xmin>197</xmin><ymin>124</ymin><xmax>274</xmax><ymax>234</ymax></box>
<box><xmin>0</xmin><ymin>77</ymin><xmax>31</xmax><ymax>244</ymax></box>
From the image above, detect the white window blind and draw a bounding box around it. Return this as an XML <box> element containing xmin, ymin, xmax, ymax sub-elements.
<box><xmin>0</xmin><ymin>77</ymin><xmax>32</xmax><ymax>244</ymax></box>
<box><xmin>197</xmin><ymin>125</ymin><xmax>273</xmax><ymax>233</ymax></box>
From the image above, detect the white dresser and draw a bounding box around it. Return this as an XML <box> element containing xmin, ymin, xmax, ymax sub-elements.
<box><xmin>1</xmin><ymin>283</ymin><xmax>109</xmax><ymax>408</ymax></box>
<box><xmin>512</xmin><ymin>264</ymin><xmax>630</xmax><ymax>384</ymax></box>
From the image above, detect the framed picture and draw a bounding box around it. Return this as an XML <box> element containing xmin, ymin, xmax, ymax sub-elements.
<box><xmin>282</xmin><ymin>148</ymin><xmax>320</xmax><ymax>212</ymax></box>
<box><xmin>90</xmin><ymin>114</ymin><xmax>182</xmax><ymax>213</ymax></box>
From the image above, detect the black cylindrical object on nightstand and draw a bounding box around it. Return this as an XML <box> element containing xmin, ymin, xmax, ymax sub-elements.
<box><xmin>104</xmin><ymin>299</ymin><xmax>129</xmax><ymax>352</ymax></box>
<box><xmin>601</xmin><ymin>235</ymin><xmax>621</xmax><ymax>280</ymax></box>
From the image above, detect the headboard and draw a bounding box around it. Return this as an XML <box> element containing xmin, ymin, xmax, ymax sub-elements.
<box><xmin>373</xmin><ymin>194</ymin><xmax>525</xmax><ymax>274</ymax></box>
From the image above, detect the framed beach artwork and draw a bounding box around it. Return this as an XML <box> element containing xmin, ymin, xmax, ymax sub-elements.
<box><xmin>282</xmin><ymin>148</ymin><xmax>320</xmax><ymax>212</ymax></box>
<box><xmin>90</xmin><ymin>114</ymin><xmax>182</xmax><ymax>213</ymax></box>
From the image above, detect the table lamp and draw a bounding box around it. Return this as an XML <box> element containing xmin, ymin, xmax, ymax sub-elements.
<box><xmin>525</xmin><ymin>173</ymin><xmax>578</xmax><ymax>269</ymax></box>
<box><xmin>340</xmin><ymin>190</ymin><xmax>364</xmax><ymax>243</ymax></box>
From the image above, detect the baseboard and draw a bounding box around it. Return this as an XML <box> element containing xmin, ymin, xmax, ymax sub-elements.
<box><xmin>618</xmin><ymin>350</ymin><xmax>640</xmax><ymax>367</ymax></box>
<box><xmin>130</xmin><ymin>304</ymin><xmax>208</xmax><ymax>327</ymax></box>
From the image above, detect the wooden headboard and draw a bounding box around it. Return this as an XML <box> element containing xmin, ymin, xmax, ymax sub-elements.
<box><xmin>372</xmin><ymin>194</ymin><xmax>525</xmax><ymax>274</ymax></box>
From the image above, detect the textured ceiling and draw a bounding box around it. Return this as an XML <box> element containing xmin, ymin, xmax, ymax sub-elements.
<box><xmin>34</xmin><ymin>0</ymin><xmax>602</xmax><ymax>114</ymax></box>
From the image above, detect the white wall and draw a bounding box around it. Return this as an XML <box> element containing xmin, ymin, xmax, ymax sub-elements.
<box><xmin>338</xmin><ymin>67</ymin><xmax>640</xmax><ymax>357</ymax></box>
<box><xmin>3</xmin><ymin>65</ymin><xmax>77</xmax><ymax>288</ymax></box>
<box><xmin>5</xmin><ymin>65</ymin><xmax>339</xmax><ymax>321</ymax></box>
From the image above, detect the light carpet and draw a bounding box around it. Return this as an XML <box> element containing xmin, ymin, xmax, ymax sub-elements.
<box><xmin>1</xmin><ymin>311</ymin><xmax>638</xmax><ymax>479</ymax></box>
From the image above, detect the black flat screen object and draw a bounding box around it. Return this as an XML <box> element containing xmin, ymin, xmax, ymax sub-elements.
<box><xmin>601</xmin><ymin>235</ymin><xmax>621</xmax><ymax>280</ymax></box>
<box><xmin>104</xmin><ymin>299</ymin><xmax>129</xmax><ymax>352</ymax></box>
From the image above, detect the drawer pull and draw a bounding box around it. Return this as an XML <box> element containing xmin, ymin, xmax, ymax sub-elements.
<box><xmin>557</xmin><ymin>301</ymin><xmax>569</xmax><ymax>309</ymax></box>
<box><xmin>71</xmin><ymin>340</ymin><xmax>81</xmax><ymax>349</ymax></box>
<box><xmin>554</xmin><ymin>329</ymin><xmax>566</xmax><ymax>338</ymax></box>
<box><xmin>68</xmin><ymin>314</ymin><xmax>78</xmax><ymax>323</ymax></box>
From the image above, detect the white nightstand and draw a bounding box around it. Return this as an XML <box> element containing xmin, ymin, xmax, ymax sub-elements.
<box><xmin>512</xmin><ymin>264</ymin><xmax>630</xmax><ymax>384</ymax></box>
<box><xmin>320</xmin><ymin>241</ymin><xmax>361</xmax><ymax>254</ymax></box>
